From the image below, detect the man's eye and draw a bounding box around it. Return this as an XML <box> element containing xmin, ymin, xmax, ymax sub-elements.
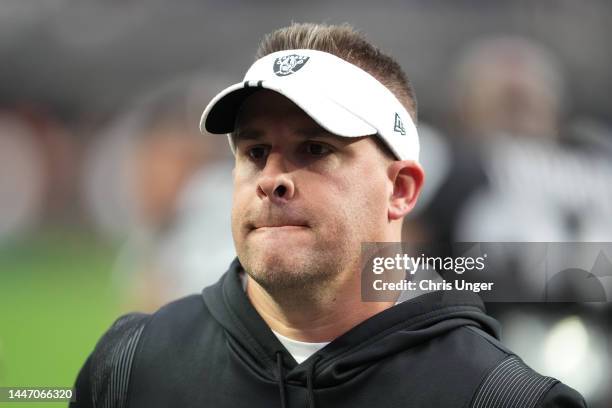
<box><xmin>305</xmin><ymin>142</ymin><xmax>331</xmax><ymax>156</ymax></box>
<box><xmin>248</xmin><ymin>146</ymin><xmax>268</xmax><ymax>160</ymax></box>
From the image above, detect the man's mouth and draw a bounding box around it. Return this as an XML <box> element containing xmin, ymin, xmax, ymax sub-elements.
<box><xmin>249</xmin><ymin>220</ymin><xmax>309</xmax><ymax>232</ymax></box>
<box><xmin>253</xmin><ymin>225</ymin><xmax>308</xmax><ymax>231</ymax></box>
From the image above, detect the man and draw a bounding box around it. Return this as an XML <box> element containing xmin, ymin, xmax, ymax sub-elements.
<box><xmin>71</xmin><ymin>23</ymin><xmax>586</xmax><ymax>407</ymax></box>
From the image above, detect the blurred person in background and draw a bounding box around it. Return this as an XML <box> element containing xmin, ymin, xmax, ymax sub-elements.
<box><xmin>404</xmin><ymin>35</ymin><xmax>569</xmax><ymax>244</ymax></box>
<box><xmin>71</xmin><ymin>23</ymin><xmax>585</xmax><ymax>408</ymax></box>
<box><xmin>414</xmin><ymin>35</ymin><xmax>612</xmax><ymax>243</ymax></box>
<box><xmin>0</xmin><ymin>108</ymin><xmax>79</xmax><ymax>242</ymax></box>
<box><xmin>82</xmin><ymin>76</ymin><xmax>234</xmax><ymax>311</ymax></box>
<box><xmin>449</xmin><ymin>36</ymin><xmax>565</xmax><ymax>142</ymax></box>
<box><xmin>447</xmin><ymin>35</ymin><xmax>612</xmax><ymax>154</ymax></box>
<box><xmin>0</xmin><ymin>111</ymin><xmax>45</xmax><ymax>242</ymax></box>
<box><xmin>410</xmin><ymin>35</ymin><xmax>611</xmax><ymax>402</ymax></box>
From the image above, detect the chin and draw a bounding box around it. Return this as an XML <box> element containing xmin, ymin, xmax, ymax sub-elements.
<box><xmin>241</xmin><ymin>245</ymin><xmax>336</xmax><ymax>292</ymax></box>
<box><xmin>251</xmin><ymin>246</ymin><xmax>307</xmax><ymax>274</ymax></box>
<box><xmin>246</xmin><ymin>232</ymin><xmax>312</xmax><ymax>258</ymax></box>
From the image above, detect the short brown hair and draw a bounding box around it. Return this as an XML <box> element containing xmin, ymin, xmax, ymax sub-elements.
<box><xmin>255</xmin><ymin>23</ymin><xmax>418</xmax><ymax>123</ymax></box>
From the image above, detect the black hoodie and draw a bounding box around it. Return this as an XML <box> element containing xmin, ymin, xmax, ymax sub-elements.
<box><xmin>71</xmin><ymin>258</ymin><xmax>586</xmax><ymax>407</ymax></box>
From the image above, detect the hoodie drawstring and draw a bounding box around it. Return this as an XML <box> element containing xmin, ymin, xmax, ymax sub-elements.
<box><xmin>306</xmin><ymin>355</ymin><xmax>320</xmax><ymax>408</ymax></box>
<box><xmin>276</xmin><ymin>352</ymin><xmax>320</xmax><ymax>408</ymax></box>
<box><xmin>276</xmin><ymin>352</ymin><xmax>287</xmax><ymax>408</ymax></box>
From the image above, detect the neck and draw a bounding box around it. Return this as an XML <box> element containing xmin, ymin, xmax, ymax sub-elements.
<box><xmin>245</xmin><ymin>267</ymin><xmax>394</xmax><ymax>343</ymax></box>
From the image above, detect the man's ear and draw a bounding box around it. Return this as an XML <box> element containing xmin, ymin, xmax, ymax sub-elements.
<box><xmin>387</xmin><ymin>160</ymin><xmax>425</xmax><ymax>221</ymax></box>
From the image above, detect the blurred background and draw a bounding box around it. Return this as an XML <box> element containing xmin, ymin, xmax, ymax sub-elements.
<box><xmin>0</xmin><ymin>0</ymin><xmax>611</xmax><ymax>406</ymax></box>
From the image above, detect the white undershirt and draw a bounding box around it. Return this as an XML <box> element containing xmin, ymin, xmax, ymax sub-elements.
<box><xmin>271</xmin><ymin>330</ymin><xmax>330</xmax><ymax>364</ymax></box>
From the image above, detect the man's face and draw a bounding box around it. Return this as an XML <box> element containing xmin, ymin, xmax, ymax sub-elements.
<box><xmin>231</xmin><ymin>90</ymin><xmax>394</xmax><ymax>294</ymax></box>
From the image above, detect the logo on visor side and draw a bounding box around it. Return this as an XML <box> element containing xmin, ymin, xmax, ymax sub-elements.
<box><xmin>273</xmin><ymin>55</ymin><xmax>310</xmax><ymax>76</ymax></box>
<box><xmin>394</xmin><ymin>113</ymin><xmax>406</xmax><ymax>135</ymax></box>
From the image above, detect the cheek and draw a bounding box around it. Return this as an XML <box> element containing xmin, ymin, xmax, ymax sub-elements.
<box><xmin>318</xmin><ymin>172</ymin><xmax>387</xmax><ymax>228</ymax></box>
<box><xmin>341</xmin><ymin>171</ymin><xmax>390</xmax><ymax>231</ymax></box>
<box><xmin>230</xmin><ymin>179</ymin><xmax>249</xmax><ymax>242</ymax></box>
<box><xmin>233</xmin><ymin>160</ymin><xmax>255</xmax><ymax>184</ymax></box>
<box><xmin>231</xmin><ymin>163</ymin><xmax>254</xmax><ymax>210</ymax></box>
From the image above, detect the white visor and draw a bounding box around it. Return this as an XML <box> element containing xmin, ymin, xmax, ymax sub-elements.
<box><xmin>200</xmin><ymin>49</ymin><xmax>419</xmax><ymax>161</ymax></box>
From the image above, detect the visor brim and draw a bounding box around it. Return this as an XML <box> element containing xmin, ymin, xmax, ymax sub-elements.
<box><xmin>200</xmin><ymin>81</ymin><xmax>377</xmax><ymax>139</ymax></box>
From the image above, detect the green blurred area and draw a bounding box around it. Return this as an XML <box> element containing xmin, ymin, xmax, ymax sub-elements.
<box><xmin>0</xmin><ymin>229</ymin><xmax>121</xmax><ymax>407</ymax></box>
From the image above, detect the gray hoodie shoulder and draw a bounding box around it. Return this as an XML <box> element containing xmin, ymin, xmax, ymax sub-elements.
<box><xmin>71</xmin><ymin>313</ymin><xmax>150</xmax><ymax>408</ymax></box>
<box><xmin>470</xmin><ymin>355</ymin><xmax>587</xmax><ymax>408</ymax></box>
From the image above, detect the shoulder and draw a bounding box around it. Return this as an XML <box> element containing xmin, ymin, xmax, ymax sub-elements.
<box><xmin>92</xmin><ymin>294</ymin><xmax>206</xmax><ymax>367</ymax></box>
<box><xmin>71</xmin><ymin>313</ymin><xmax>150</xmax><ymax>408</ymax></box>
<box><xmin>459</xmin><ymin>327</ymin><xmax>586</xmax><ymax>408</ymax></box>
<box><xmin>147</xmin><ymin>293</ymin><xmax>208</xmax><ymax>325</ymax></box>
<box><xmin>470</xmin><ymin>355</ymin><xmax>586</xmax><ymax>408</ymax></box>
<box><xmin>438</xmin><ymin>326</ymin><xmax>586</xmax><ymax>408</ymax></box>
<box><xmin>72</xmin><ymin>294</ymin><xmax>206</xmax><ymax>407</ymax></box>
<box><xmin>92</xmin><ymin>312</ymin><xmax>151</xmax><ymax>360</ymax></box>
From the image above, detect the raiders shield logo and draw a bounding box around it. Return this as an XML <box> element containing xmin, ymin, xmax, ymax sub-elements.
<box><xmin>273</xmin><ymin>54</ymin><xmax>310</xmax><ymax>76</ymax></box>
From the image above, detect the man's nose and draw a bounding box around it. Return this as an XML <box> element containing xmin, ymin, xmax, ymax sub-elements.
<box><xmin>256</xmin><ymin>152</ymin><xmax>295</xmax><ymax>202</ymax></box>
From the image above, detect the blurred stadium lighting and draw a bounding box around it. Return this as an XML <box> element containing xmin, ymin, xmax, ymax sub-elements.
<box><xmin>544</xmin><ymin>316</ymin><xmax>606</xmax><ymax>401</ymax></box>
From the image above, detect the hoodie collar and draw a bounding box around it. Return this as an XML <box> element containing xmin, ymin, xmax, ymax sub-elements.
<box><xmin>202</xmin><ymin>258</ymin><xmax>501</xmax><ymax>385</ymax></box>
